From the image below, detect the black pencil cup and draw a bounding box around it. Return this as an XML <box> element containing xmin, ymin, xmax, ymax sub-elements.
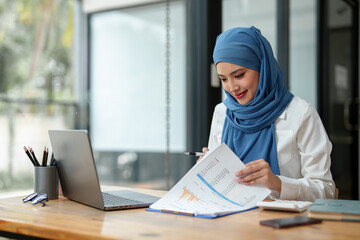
<box><xmin>34</xmin><ymin>166</ymin><xmax>59</xmax><ymax>200</ymax></box>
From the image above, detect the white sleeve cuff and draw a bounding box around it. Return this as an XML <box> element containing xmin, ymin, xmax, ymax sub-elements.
<box><xmin>277</xmin><ymin>175</ymin><xmax>300</xmax><ymax>200</ymax></box>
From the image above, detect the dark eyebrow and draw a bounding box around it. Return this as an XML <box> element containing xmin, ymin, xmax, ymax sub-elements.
<box><xmin>218</xmin><ymin>68</ymin><xmax>245</xmax><ymax>77</ymax></box>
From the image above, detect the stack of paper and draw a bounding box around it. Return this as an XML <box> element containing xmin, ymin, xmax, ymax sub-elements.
<box><xmin>147</xmin><ymin>143</ymin><xmax>271</xmax><ymax>218</ymax></box>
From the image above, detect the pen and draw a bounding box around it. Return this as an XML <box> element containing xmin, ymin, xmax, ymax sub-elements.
<box><xmin>29</xmin><ymin>147</ymin><xmax>40</xmax><ymax>166</ymax></box>
<box><xmin>184</xmin><ymin>152</ymin><xmax>204</xmax><ymax>157</ymax></box>
<box><xmin>24</xmin><ymin>146</ymin><xmax>36</xmax><ymax>166</ymax></box>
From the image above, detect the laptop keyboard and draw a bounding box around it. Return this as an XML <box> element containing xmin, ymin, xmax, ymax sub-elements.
<box><xmin>102</xmin><ymin>192</ymin><xmax>144</xmax><ymax>206</ymax></box>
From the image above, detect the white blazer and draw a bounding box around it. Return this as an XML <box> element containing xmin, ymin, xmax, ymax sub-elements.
<box><xmin>208</xmin><ymin>96</ymin><xmax>335</xmax><ymax>201</ymax></box>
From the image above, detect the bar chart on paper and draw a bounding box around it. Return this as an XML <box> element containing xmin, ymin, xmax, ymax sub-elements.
<box><xmin>179</xmin><ymin>187</ymin><xmax>199</xmax><ymax>202</ymax></box>
<box><xmin>148</xmin><ymin>143</ymin><xmax>271</xmax><ymax>217</ymax></box>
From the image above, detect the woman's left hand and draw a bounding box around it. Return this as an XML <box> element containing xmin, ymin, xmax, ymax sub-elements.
<box><xmin>235</xmin><ymin>159</ymin><xmax>281</xmax><ymax>192</ymax></box>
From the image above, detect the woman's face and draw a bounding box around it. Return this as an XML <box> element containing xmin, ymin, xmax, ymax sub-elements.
<box><xmin>217</xmin><ymin>62</ymin><xmax>259</xmax><ymax>105</ymax></box>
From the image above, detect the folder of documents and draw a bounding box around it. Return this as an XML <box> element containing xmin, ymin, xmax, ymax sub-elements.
<box><xmin>147</xmin><ymin>143</ymin><xmax>271</xmax><ymax>218</ymax></box>
<box><xmin>308</xmin><ymin>199</ymin><xmax>360</xmax><ymax>222</ymax></box>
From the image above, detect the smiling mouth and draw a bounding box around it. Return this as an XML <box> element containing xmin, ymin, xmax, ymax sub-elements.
<box><xmin>234</xmin><ymin>90</ymin><xmax>247</xmax><ymax>99</ymax></box>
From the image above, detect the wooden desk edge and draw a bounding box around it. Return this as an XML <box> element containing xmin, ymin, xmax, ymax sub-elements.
<box><xmin>0</xmin><ymin>186</ymin><xmax>166</xmax><ymax>240</ymax></box>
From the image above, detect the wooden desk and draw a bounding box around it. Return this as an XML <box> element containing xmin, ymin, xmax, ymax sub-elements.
<box><xmin>0</xmin><ymin>187</ymin><xmax>359</xmax><ymax>240</ymax></box>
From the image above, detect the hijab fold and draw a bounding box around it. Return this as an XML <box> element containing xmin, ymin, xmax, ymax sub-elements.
<box><xmin>213</xmin><ymin>26</ymin><xmax>294</xmax><ymax>175</ymax></box>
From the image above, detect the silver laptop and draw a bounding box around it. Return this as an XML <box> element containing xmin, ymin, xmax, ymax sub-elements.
<box><xmin>48</xmin><ymin>129</ymin><xmax>160</xmax><ymax>210</ymax></box>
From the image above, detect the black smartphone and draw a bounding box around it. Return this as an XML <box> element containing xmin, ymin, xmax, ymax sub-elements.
<box><xmin>260</xmin><ymin>216</ymin><xmax>322</xmax><ymax>229</ymax></box>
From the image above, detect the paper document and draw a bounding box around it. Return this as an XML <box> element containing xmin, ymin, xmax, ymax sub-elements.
<box><xmin>148</xmin><ymin>143</ymin><xmax>271</xmax><ymax>218</ymax></box>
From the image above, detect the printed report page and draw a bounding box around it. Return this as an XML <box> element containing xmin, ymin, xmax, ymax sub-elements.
<box><xmin>149</xmin><ymin>143</ymin><xmax>271</xmax><ymax>217</ymax></box>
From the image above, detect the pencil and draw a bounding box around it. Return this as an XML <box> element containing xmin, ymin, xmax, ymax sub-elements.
<box><xmin>45</xmin><ymin>147</ymin><xmax>49</xmax><ymax>166</ymax></box>
<box><xmin>29</xmin><ymin>147</ymin><xmax>40</xmax><ymax>166</ymax></box>
<box><xmin>23</xmin><ymin>146</ymin><xmax>36</xmax><ymax>166</ymax></box>
<box><xmin>42</xmin><ymin>146</ymin><xmax>47</xmax><ymax>166</ymax></box>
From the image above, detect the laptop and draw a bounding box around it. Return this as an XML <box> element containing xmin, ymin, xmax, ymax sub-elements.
<box><xmin>48</xmin><ymin>129</ymin><xmax>160</xmax><ymax>210</ymax></box>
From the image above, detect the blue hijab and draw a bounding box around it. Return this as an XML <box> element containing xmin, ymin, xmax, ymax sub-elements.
<box><xmin>213</xmin><ymin>26</ymin><xmax>293</xmax><ymax>175</ymax></box>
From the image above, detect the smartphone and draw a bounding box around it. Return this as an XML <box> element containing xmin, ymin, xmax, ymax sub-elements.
<box><xmin>260</xmin><ymin>216</ymin><xmax>322</xmax><ymax>229</ymax></box>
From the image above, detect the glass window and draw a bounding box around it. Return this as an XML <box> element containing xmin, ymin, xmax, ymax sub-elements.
<box><xmin>289</xmin><ymin>0</ymin><xmax>317</xmax><ymax>108</ymax></box>
<box><xmin>221</xmin><ymin>0</ymin><xmax>277</xmax><ymax>100</ymax></box>
<box><xmin>89</xmin><ymin>1</ymin><xmax>186</xmax><ymax>188</ymax></box>
<box><xmin>222</xmin><ymin>0</ymin><xmax>277</xmax><ymax>55</ymax></box>
<box><xmin>0</xmin><ymin>0</ymin><xmax>75</xmax><ymax>197</ymax></box>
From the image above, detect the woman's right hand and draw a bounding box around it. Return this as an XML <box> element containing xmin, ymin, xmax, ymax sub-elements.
<box><xmin>197</xmin><ymin>147</ymin><xmax>209</xmax><ymax>163</ymax></box>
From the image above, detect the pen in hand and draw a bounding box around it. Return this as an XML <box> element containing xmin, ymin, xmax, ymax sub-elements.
<box><xmin>184</xmin><ymin>152</ymin><xmax>204</xmax><ymax>157</ymax></box>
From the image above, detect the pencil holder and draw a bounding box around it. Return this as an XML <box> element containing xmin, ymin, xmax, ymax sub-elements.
<box><xmin>34</xmin><ymin>166</ymin><xmax>59</xmax><ymax>200</ymax></box>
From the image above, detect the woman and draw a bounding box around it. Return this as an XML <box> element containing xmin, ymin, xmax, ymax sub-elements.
<box><xmin>203</xmin><ymin>26</ymin><xmax>335</xmax><ymax>201</ymax></box>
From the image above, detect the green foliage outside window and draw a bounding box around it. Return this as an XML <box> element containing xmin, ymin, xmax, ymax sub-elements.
<box><xmin>0</xmin><ymin>0</ymin><xmax>74</xmax><ymax>101</ymax></box>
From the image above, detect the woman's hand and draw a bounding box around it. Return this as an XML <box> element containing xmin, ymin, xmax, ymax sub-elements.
<box><xmin>235</xmin><ymin>159</ymin><xmax>281</xmax><ymax>192</ymax></box>
<box><xmin>196</xmin><ymin>147</ymin><xmax>209</xmax><ymax>163</ymax></box>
